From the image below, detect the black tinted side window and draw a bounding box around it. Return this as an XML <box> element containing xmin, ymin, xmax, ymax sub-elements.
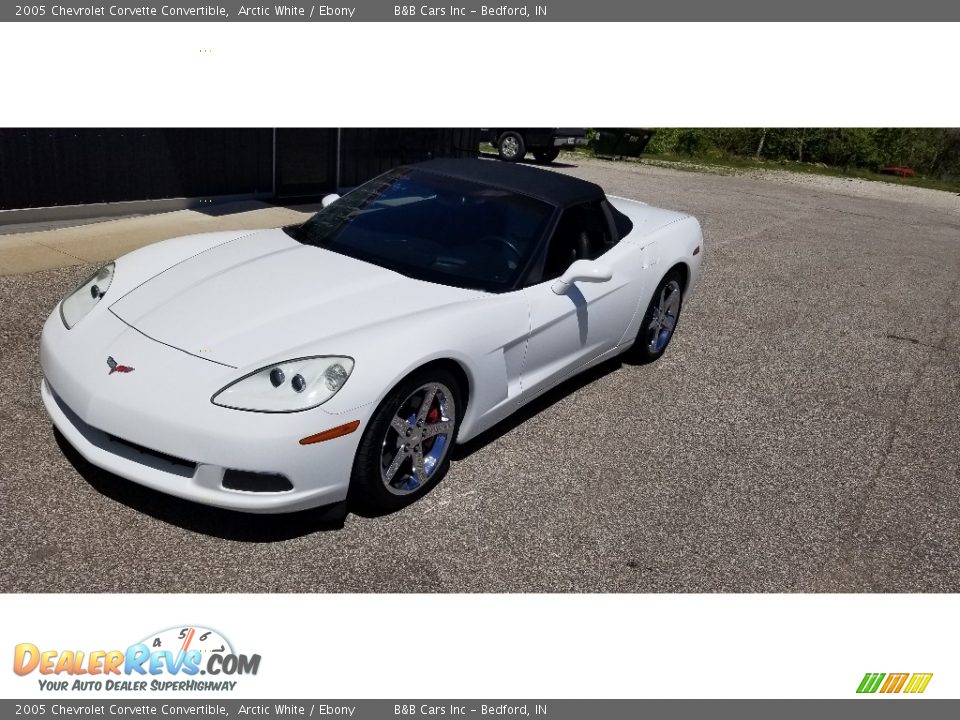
<box><xmin>541</xmin><ymin>202</ymin><xmax>613</xmax><ymax>279</ymax></box>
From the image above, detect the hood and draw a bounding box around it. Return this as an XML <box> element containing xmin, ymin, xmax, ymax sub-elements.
<box><xmin>109</xmin><ymin>228</ymin><xmax>481</xmax><ymax>368</ymax></box>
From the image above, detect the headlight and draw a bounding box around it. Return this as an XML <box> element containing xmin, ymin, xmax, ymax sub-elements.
<box><xmin>211</xmin><ymin>356</ymin><xmax>355</xmax><ymax>412</ymax></box>
<box><xmin>60</xmin><ymin>263</ymin><xmax>115</xmax><ymax>329</ymax></box>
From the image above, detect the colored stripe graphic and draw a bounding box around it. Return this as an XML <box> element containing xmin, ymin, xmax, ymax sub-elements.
<box><xmin>857</xmin><ymin>672</ymin><xmax>932</xmax><ymax>694</ymax></box>
<box><xmin>857</xmin><ymin>673</ymin><xmax>885</xmax><ymax>693</ymax></box>
<box><xmin>880</xmin><ymin>673</ymin><xmax>909</xmax><ymax>693</ymax></box>
<box><xmin>904</xmin><ymin>673</ymin><xmax>933</xmax><ymax>694</ymax></box>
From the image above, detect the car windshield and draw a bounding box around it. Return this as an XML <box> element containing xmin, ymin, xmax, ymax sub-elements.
<box><xmin>286</xmin><ymin>168</ymin><xmax>555</xmax><ymax>292</ymax></box>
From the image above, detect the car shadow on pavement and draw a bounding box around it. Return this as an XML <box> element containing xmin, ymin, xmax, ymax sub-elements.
<box><xmin>452</xmin><ymin>356</ymin><xmax>623</xmax><ymax>461</ymax></box>
<box><xmin>346</xmin><ymin>357</ymin><xmax>624</xmax><ymax>519</ymax></box>
<box><xmin>53</xmin><ymin>429</ymin><xmax>347</xmax><ymax>541</ymax></box>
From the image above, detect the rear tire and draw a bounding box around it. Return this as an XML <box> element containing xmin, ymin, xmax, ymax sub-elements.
<box><xmin>497</xmin><ymin>132</ymin><xmax>526</xmax><ymax>162</ymax></box>
<box><xmin>350</xmin><ymin>367</ymin><xmax>462</xmax><ymax>514</ymax></box>
<box><xmin>625</xmin><ymin>269</ymin><xmax>684</xmax><ymax>364</ymax></box>
<box><xmin>533</xmin><ymin>148</ymin><xmax>561</xmax><ymax>164</ymax></box>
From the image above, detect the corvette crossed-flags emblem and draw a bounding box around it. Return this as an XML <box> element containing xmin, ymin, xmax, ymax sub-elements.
<box><xmin>106</xmin><ymin>356</ymin><xmax>135</xmax><ymax>375</ymax></box>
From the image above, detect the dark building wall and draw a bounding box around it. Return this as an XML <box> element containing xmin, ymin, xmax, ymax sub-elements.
<box><xmin>0</xmin><ymin>128</ymin><xmax>481</xmax><ymax>211</ymax></box>
<box><xmin>337</xmin><ymin>128</ymin><xmax>480</xmax><ymax>188</ymax></box>
<box><xmin>0</xmin><ymin>129</ymin><xmax>274</xmax><ymax>211</ymax></box>
<box><xmin>274</xmin><ymin>128</ymin><xmax>338</xmax><ymax>199</ymax></box>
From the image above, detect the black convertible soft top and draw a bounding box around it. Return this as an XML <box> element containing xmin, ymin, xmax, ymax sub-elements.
<box><xmin>410</xmin><ymin>158</ymin><xmax>605</xmax><ymax>208</ymax></box>
<box><xmin>404</xmin><ymin>158</ymin><xmax>634</xmax><ymax>240</ymax></box>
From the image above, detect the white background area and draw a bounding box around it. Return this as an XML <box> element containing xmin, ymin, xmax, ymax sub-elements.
<box><xmin>2</xmin><ymin>594</ymin><xmax>957</xmax><ymax>698</ymax></box>
<box><xmin>1</xmin><ymin>23</ymin><xmax>958</xmax><ymax>127</ymax></box>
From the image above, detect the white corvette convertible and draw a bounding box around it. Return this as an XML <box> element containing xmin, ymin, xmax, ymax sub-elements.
<box><xmin>40</xmin><ymin>159</ymin><xmax>703</xmax><ymax>515</ymax></box>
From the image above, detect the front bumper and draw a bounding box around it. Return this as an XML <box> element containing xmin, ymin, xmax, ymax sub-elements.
<box><xmin>40</xmin><ymin>308</ymin><xmax>370</xmax><ymax>513</ymax></box>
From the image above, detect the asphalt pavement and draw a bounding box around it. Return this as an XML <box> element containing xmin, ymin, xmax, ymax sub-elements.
<box><xmin>1</xmin><ymin>157</ymin><xmax>958</xmax><ymax>592</ymax></box>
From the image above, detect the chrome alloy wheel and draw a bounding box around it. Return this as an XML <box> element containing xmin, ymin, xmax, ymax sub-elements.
<box><xmin>647</xmin><ymin>279</ymin><xmax>682</xmax><ymax>353</ymax></box>
<box><xmin>380</xmin><ymin>382</ymin><xmax>456</xmax><ymax>495</ymax></box>
<box><xmin>500</xmin><ymin>136</ymin><xmax>520</xmax><ymax>159</ymax></box>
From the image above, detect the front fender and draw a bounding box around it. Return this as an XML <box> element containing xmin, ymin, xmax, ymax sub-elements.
<box><xmin>308</xmin><ymin>292</ymin><xmax>532</xmax><ymax>442</ymax></box>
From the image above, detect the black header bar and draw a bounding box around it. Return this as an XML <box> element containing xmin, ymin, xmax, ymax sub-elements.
<box><xmin>4</xmin><ymin>1</ymin><xmax>958</xmax><ymax>21</ymax></box>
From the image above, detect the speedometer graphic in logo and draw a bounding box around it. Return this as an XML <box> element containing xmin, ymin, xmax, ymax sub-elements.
<box><xmin>140</xmin><ymin>626</ymin><xmax>233</xmax><ymax>658</ymax></box>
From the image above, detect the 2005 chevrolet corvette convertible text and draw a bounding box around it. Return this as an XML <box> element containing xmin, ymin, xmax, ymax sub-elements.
<box><xmin>40</xmin><ymin>159</ymin><xmax>703</xmax><ymax>515</ymax></box>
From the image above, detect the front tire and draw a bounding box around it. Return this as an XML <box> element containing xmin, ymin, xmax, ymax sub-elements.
<box><xmin>497</xmin><ymin>132</ymin><xmax>526</xmax><ymax>162</ymax></box>
<box><xmin>350</xmin><ymin>367</ymin><xmax>462</xmax><ymax>514</ymax></box>
<box><xmin>625</xmin><ymin>270</ymin><xmax>684</xmax><ymax>364</ymax></box>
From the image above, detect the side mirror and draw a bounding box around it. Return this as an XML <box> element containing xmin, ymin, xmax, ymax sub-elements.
<box><xmin>321</xmin><ymin>193</ymin><xmax>341</xmax><ymax>208</ymax></box>
<box><xmin>551</xmin><ymin>259</ymin><xmax>613</xmax><ymax>295</ymax></box>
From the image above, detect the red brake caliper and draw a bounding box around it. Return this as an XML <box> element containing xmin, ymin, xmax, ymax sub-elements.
<box><xmin>423</xmin><ymin>404</ymin><xmax>440</xmax><ymax>450</ymax></box>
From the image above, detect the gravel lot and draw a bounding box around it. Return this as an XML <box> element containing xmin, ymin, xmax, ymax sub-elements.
<box><xmin>1</xmin><ymin>157</ymin><xmax>958</xmax><ymax>593</ymax></box>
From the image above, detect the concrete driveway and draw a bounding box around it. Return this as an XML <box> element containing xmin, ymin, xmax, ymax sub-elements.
<box><xmin>1</xmin><ymin>157</ymin><xmax>957</xmax><ymax>592</ymax></box>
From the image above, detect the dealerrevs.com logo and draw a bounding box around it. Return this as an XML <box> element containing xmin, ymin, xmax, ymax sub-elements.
<box><xmin>13</xmin><ymin>626</ymin><xmax>261</xmax><ymax>693</ymax></box>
